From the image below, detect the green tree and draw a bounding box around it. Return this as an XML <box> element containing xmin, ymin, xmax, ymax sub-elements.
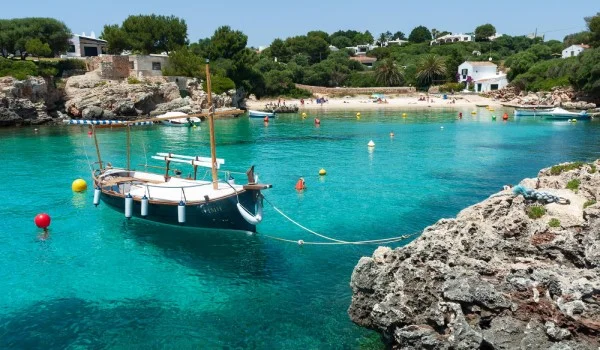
<box><xmin>409</xmin><ymin>26</ymin><xmax>432</xmax><ymax>43</ymax></box>
<box><xmin>374</xmin><ymin>58</ymin><xmax>404</xmax><ymax>86</ymax></box>
<box><xmin>563</xmin><ymin>31</ymin><xmax>592</xmax><ymax>46</ymax></box>
<box><xmin>307</xmin><ymin>30</ymin><xmax>330</xmax><ymax>43</ymax></box>
<box><xmin>330</xmin><ymin>36</ymin><xmax>352</xmax><ymax>49</ymax></box>
<box><xmin>119</xmin><ymin>14</ymin><xmax>187</xmax><ymax>54</ymax></box>
<box><xmin>25</xmin><ymin>38</ymin><xmax>52</xmax><ymax>57</ymax></box>
<box><xmin>100</xmin><ymin>24</ymin><xmax>130</xmax><ymax>54</ymax></box>
<box><xmin>588</xmin><ymin>14</ymin><xmax>600</xmax><ymax>47</ymax></box>
<box><xmin>269</xmin><ymin>38</ymin><xmax>292</xmax><ymax>62</ymax></box>
<box><xmin>208</xmin><ymin>26</ymin><xmax>247</xmax><ymax>60</ymax></box>
<box><xmin>162</xmin><ymin>46</ymin><xmax>205</xmax><ymax>77</ymax></box>
<box><xmin>264</xmin><ymin>69</ymin><xmax>294</xmax><ymax>95</ymax></box>
<box><xmin>416</xmin><ymin>54</ymin><xmax>447</xmax><ymax>86</ymax></box>
<box><xmin>570</xmin><ymin>47</ymin><xmax>600</xmax><ymax>93</ymax></box>
<box><xmin>377</xmin><ymin>33</ymin><xmax>388</xmax><ymax>47</ymax></box>
<box><xmin>0</xmin><ymin>18</ymin><xmax>70</xmax><ymax>58</ymax></box>
<box><xmin>505</xmin><ymin>51</ymin><xmax>537</xmax><ymax>80</ymax></box>
<box><xmin>475</xmin><ymin>24</ymin><xmax>496</xmax><ymax>41</ymax></box>
<box><xmin>393</xmin><ymin>31</ymin><xmax>406</xmax><ymax>40</ymax></box>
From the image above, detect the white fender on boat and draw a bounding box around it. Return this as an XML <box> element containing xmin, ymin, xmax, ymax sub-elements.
<box><xmin>178</xmin><ymin>200</ymin><xmax>186</xmax><ymax>224</ymax></box>
<box><xmin>237</xmin><ymin>200</ymin><xmax>263</xmax><ymax>225</ymax></box>
<box><xmin>141</xmin><ymin>195</ymin><xmax>148</xmax><ymax>217</ymax></box>
<box><xmin>125</xmin><ymin>193</ymin><xmax>133</xmax><ymax>219</ymax></box>
<box><xmin>93</xmin><ymin>187</ymin><xmax>101</xmax><ymax>206</ymax></box>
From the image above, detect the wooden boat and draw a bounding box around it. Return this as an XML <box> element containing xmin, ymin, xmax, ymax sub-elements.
<box><xmin>89</xmin><ymin>61</ymin><xmax>271</xmax><ymax>232</ymax></box>
<box><xmin>515</xmin><ymin>107</ymin><xmax>589</xmax><ymax>119</ymax></box>
<box><xmin>248</xmin><ymin>110</ymin><xmax>276</xmax><ymax>118</ymax></box>
<box><xmin>158</xmin><ymin>111</ymin><xmax>201</xmax><ymax>127</ymax></box>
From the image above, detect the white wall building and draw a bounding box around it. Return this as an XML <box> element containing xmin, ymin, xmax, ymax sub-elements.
<box><xmin>345</xmin><ymin>44</ymin><xmax>377</xmax><ymax>55</ymax></box>
<box><xmin>431</xmin><ymin>33</ymin><xmax>473</xmax><ymax>45</ymax></box>
<box><xmin>385</xmin><ymin>39</ymin><xmax>409</xmax><ymax>46</ymax></box>
<box><xmin>562</xmin><ymin>44</ymin><xmax>588</xmax><ymax>58</ymax></box>
<box><xmin>457</xmin><ymin>61</ymin><xmax>508</xmax><ymax>93</ymax></box>
<box><xmin>64</xmin><ymin>32</ymin><xmax>107</xmax><ymax>57</ymax></box>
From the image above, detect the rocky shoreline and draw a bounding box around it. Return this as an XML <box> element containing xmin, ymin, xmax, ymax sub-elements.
<box><xmin>482</xmin><ymin>86</ymin><xmax>597</xmax><ymax>111</ymax></box>
<box><xmin>0</xmin><ymin>71</ymin><xmax>241</xmax><ymax>127</ymax></box>
<box><xmin>349</xmin><ymin>161</ymin><xmax>600</xmax><ymax>349</ymax></box>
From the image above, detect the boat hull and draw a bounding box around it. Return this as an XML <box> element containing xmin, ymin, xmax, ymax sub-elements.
<box><xmin>248</xmin><ymin>110</ymin><xmax>276</xmax><ymax>118</ymax></box>
<box><xmin>100</xmin><ymin>189</ymin><xmax>261</xmax><ymax>232</ymax></box>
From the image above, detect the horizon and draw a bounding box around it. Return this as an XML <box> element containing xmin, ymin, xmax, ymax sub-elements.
<box><xmin>1</xmin><ymin>0</ymin><xmax>597</xmax><ymax>47</ymax></box>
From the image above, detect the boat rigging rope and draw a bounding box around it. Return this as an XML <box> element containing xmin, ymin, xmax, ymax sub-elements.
<box><xmin>261</xmin><ymin>195</ymin><xmax>421</xmax><ymax>245</ymax></box>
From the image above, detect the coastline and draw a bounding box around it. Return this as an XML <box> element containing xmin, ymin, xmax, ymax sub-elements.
<box><xmin>245</xmin><ymin>94</ymin><xmax>503</xmax><ymax>111</ymax></box>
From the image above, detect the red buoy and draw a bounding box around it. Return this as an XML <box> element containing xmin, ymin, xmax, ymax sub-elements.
<box><xmin>263</xmin><ymin>116</ymin><xmax>269</xmax><ymax>122</ymax></box>
<box><xmin>34</xmin><ymin>213</ymin><xmax>51</xmax><ymax>229</ymax></box>
<box><xmin>459</xmin><ymin>112</ymin><xmax>463</xmax><ymax>119</ymax></box>
<box><xmin>295</xmin><ymin>177</ymin><xmax>306</xmax><ymax>191</ymax></box>
<box><xmin>87</xmin><ymin>131</ymin><xmax>93</xmax><ymax>136</ymax></box>
<box><xmin>502</xmin><ymin>113</ymin><xmax>509</xmax><ymax>121</ymax></box>
<box><xmin>314</xmin><ymin>118</ymin><xmax>321</xmax><ymax>125</ymax></box>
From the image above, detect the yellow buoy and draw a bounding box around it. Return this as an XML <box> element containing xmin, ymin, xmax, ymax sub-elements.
<box><xmin>319</xmin><ymin>168</ymin><xmax>327</xmax><ymax>176</ymax></box>
<box><xmin>471</xmin><ymin>111</ymin><xmax>477</xmax><ymax>115</ymax></box>
<box><xmin>72</xmin><ymin>178</ymin><xmax>87</xmax><ymax>192</ymax></box>
<box><xmin>402</xmin><ymin>113</ymin><xmax>407</xmax><ymax>117</ymax></box>
<box><xmin>302</xmin><ymin>112</ymin><xmax>307</xmax><ymax>119</ymax></box>
<box><xmin>488</xmin><ymin>108</ymin><xmax>495</xmax><ymax>112</ymax></box>
<box><xmin>356</xmin><ymin>112</ymin><xmax>361</xmax><ymax>119</ymax></box>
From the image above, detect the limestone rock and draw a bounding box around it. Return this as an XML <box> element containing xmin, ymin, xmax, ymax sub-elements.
<box><xmin>349</xmin><ymin>160</ymin><xmax>600</xmax><ymax>349</ymax></box>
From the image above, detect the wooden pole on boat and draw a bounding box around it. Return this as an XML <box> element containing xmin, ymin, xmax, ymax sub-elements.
<box><xmin>91</xmin><ymin>124</ymin><xmax>103</xmax><ymax>169</ymax></box>
<box><xmin>206</xmin><ymin>59</ymin><xmax>219</xmax><ymax>190</ymax></box>
<box><xmin>126</xmin><ymin>124</ymin><xmax>131</xmax><ymax>170</ymax></box>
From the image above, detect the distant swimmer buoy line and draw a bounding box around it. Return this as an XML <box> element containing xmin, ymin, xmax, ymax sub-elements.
<box><xmin>259</xmin><ymin>195</ymin><xmax>420</xmax><ymax>245</ymax></box>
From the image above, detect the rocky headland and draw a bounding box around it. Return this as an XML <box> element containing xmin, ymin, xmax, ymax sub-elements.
<box><xmin>349</xmin><ymin>161</ymin><xmax>600</xmax><ymax>349</ymax></box>
<box><xmin>482</xmin><ymin>86</ymin><xmax>597</xmax><ymax>110</ymax></box>
<box><xmin>0</xmin><ymin>70</ymin><xmax>241</xmax><ymax>127</ymax></box>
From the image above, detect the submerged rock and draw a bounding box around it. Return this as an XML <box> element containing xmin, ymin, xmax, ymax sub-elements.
<box><xmin>349</xmin><ymin>160</ymin><xmax>600</xmax><ymax>349</ymax></box>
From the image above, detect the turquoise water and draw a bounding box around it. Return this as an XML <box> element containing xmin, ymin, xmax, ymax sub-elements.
<box><xmin>1</xmin><ymin>109</ymin><xmax>600</xmax><ymax>349</ymax></box>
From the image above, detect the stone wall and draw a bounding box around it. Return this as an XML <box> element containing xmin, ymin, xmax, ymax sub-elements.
<box><xmin>295</xmin><ymin>84</ymin><xmax>416</xmax><ymax>95</ymax></box>
<box><xmin>87</xmin><ymin>56</ymin><xmax>130</xmax><ymax>80</ymax></box>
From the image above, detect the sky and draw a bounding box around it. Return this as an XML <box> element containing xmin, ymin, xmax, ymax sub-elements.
<box><xmin>2</xmin><ymin>0</ymin><xmax>597</xmax><ymax>47</ymax></box>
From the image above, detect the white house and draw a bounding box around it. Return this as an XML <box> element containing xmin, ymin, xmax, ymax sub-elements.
<box><xmin>345</xmin><ymin>44</ymin><xmax>377</xmax><ymax>55</ymax></box>
<box><xmin>457</xmin><ymin>61</ymin><xmax>508</xmax><ymax>93</ymax></box>
<box><xmin>64</xmin><ymin>32</ymin><xmax>107</xmax><ymax>57</ymax></box>
<box><xmin>562</xmin><ymin>44</ymin><xmax>589</xmax><ymax>58</ymax></box>
<box><xmin>385</xmin><ymin>39</ymin><xmax>409</xmax><ymax>46</ymax></box>
<box><xmin>430</xmin><ymin>33</ymin><xmax>473</xmax><ymax>45</ymax></box>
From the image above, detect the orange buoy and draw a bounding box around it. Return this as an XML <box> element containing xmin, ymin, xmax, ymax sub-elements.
<box><xmin>502</xmin><ymin>113</ymin><xmax>509</xmax><ymax>121</ymax></box>
<box><xmin>314</xmin><ymin>118</ymin><xmax>320</xmax><ymax>125</ymax></box>
<box><xmin>295</xmin><ymin>177</ymin><xmax>306</xmax><ymax>191</ymax></box>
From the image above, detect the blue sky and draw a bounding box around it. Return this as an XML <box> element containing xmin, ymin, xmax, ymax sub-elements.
<box><xmin>2</xmin><ymin>0</ymin><xmax>596</xmax><ymax>46</ymax></box>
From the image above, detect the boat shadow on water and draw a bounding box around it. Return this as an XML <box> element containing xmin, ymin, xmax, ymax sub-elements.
<box><xmin>115</xmin><ymin>219</ymin><xmax>287</xmax><ymax>279</ymax></box>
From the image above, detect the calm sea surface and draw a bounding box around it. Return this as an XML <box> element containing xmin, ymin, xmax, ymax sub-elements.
<box><xmin>1</xmin><ymin>108</ymin><xmax>599</xmax><ymax>349</ymax></box>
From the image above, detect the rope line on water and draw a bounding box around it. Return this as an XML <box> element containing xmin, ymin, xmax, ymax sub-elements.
<box><xmin>261</xmin><ymin>196</ymin><xmax>421</xmax><ymax>245</ymax></box>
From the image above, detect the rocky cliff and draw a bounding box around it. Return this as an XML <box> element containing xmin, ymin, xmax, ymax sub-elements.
<box><xmin>0</xmin><ymin>70</ymin><xmax>239</xmax><ymax>127</ymax></box>
<box><xmin>349</xmin><ymin>161</ymin><xmax>600</xmax><ymax>349</ymax></box>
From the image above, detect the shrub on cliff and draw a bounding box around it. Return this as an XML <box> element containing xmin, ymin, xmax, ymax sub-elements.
<box><xmin>0</xmin><ymin>59</ymin><xmax>38</xmax><ymax>80</ymax></box>
<box><xmin>203</xmin><ymin>75</ymin><xmax>235</xmax><ymax>94</ymax></box>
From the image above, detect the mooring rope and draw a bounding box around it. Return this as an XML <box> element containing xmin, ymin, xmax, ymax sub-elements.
<box><xmin>261</xmin><ymin>195</ymin><xmax>421</xmax><ymax>245</ymax></box>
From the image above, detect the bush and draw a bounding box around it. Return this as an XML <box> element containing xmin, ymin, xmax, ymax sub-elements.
<box><xmin>526</xmin><ymin>205</ymin><xmax>546</xmax><ymax>219</ymax></box>
<box><xmin>584</xmin><ymin>200</ymin><xmax>596</xmax><ymax>208</ymax></box>
<box><xmin>203</xmin><ymin>75</ymin><xmax>235</xmax><ymax>94</ymax></box>
<box><xmin>127</xmin><ymin>76</ymin><xmax>141</xmax><ymax>84</ymax></box>
<box><xmin>566</xmin><ymin>179</ymin><xmax>580</xmax><ymax>192</ymax></box>
<box><xmin>0</xmin><ymin>58</ymin><xmax>38</xmax><ymax>80</ymax></box>
<box><xmin>282</xmin><ymin>87</ymin><xmax>312</xmax><ymax>98</ymax></box>
<box><xmin>438</xmin><ymin>82</ymin><xmax>465</xmax><ymax>93</ymax></box>
<box><xmin>548</xmin><ymin>218</ymin><xmax>561</xmax><ymax>228</ymax></box>
<box><xmin>550</xmin><ymin>162</ymin><xmax>584</xmax><ymax>175</ymax></box>
<box><xmin>589</xmin><ymin>163</ymin><xmax>597</xmax><ymax>174</ymax></box>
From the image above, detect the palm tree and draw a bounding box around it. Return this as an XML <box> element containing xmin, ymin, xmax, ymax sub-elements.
<box><xmin>416</xmin><ymin>55</ymin><xmax>447</xmax><ymax>86</ymax></box>
<box><xmin>378</xmin><ymin>33</ymin><xmax>387</xmax><ymax>47</ymax></box>
<box><xmin>375</xmin><ymin>58</ymin><xmax>404</xmax><ymax>86</ymax></box>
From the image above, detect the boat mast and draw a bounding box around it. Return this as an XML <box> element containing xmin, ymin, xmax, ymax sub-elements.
<box><xmin>91</xmin><ymin>124</ymin><xmax>103</xmax><ymax>170</ymax></box>
<box><xmin>205</xmin><ymin>59</ymin><xmax>219</xmax><ymax>190</ymax></box>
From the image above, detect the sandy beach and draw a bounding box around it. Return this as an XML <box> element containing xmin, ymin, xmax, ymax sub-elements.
<box><xmin>246</xmin><ymin>93</ymin><xmax>502</xmax><ymax>111</ymax></box>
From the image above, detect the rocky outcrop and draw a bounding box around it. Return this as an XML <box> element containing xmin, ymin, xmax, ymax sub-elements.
<box><xmin>483</xmin><ymin>86</ymin><xmax>596</xmax><ymax>110</ymax></box>
<box><xmin>0</xmin><ymin>76</ymin><xmax>56</xmax><ymax>126</ymax></box>
<box><xmin>349</xmin><ymin>161</ymin><xmax>600</xmax><ymax>349</ymax></box>
<box><xmin>64</xmin><ymin>72</ymin><xmax>235</xmax><ymax>120</ymax></box>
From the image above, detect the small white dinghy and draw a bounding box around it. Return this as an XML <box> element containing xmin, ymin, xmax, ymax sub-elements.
<box><xmin>158</xmin><ymin>111</ymin><xmax>201</xmax><ymax>127</ymax></box>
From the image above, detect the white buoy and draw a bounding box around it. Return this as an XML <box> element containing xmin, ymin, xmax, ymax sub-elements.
<box><xmin>440</xmin><ymin>126</ymin><xmax>444</xmax><ymax>129</ymax></box>
<box><xmin>141</xmin><ymin>195</ymin><xmax>148</xmax><ymax>217</ymax></box>
<box><xmin>178</xmin><ymin>200</ymin><xmax>186</xmax><ymax>224</ymax></box>
<box><xmin>254</xmin><ymin>174</ymin><xmax>259</xmax><ymax>183</ymax></box>
<box><xmin>124</xmin><ymin>193</ymin><xmax>133</xmax><ymax>219</ymax></box>
<box><xmin>367</xmin><ymin>140</ymin><xmax>375</xmax><ymax>147</ymax></box>
<box><xmin>93</xmin><ymin>186</ymin><xmax>101</xmax><ymax>206</ymax></box>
